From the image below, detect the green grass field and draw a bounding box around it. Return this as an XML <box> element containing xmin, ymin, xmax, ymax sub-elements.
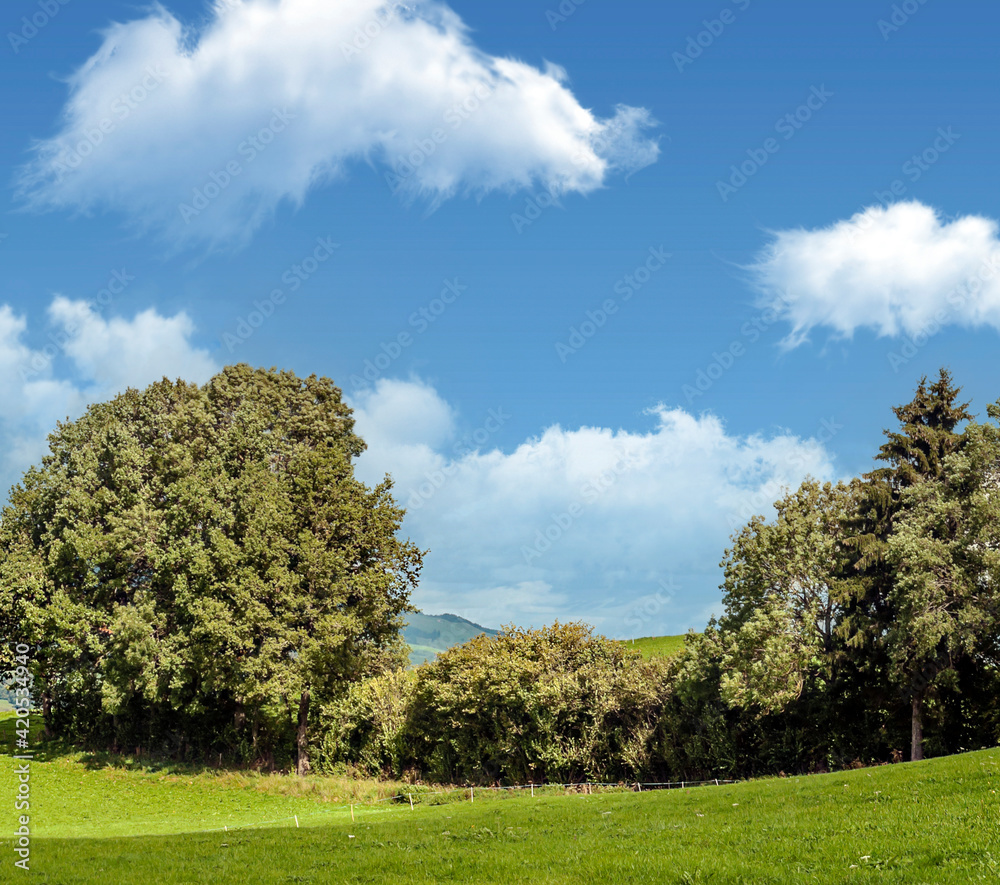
<box><xmin>620</xmin><ymin>634</ymin><xmax>688</xmax><ymax>660</ymax></box>
<box><xmin>2</xmin><ymin>705</ymin><xmax>998</xmax><ymax>883</ymax></box>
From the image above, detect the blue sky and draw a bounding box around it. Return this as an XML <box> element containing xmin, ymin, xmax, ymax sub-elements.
<box><xmin>3</xmin><ymin>0</ymin><xmax>1000</xmax><ymax>636</ymax></box>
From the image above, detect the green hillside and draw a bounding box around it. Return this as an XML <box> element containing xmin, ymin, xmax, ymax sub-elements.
<box><xmin>2</xmin><ymin>724</ymin><xmax>997</xmax><ymax>882</ymax></box>
<box><xmin>620</xmin><ymin>634</ymin><xmax>688</xmax><ymax>660</ymax></box>
<box><xmin>402</xmin><ymin>620</ymin><xmax>687</xmax><ymax>668</ymax></box>
<box><xmin>403</xmin><ymin>612</ymin><xmax>499</xmax><ymax>666</ymax></box>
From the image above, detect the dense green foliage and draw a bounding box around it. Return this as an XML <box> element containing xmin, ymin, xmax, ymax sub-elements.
<box><xmin>4</xmin><ymin>365</ymin><xmax>999</xmax><ymax>787</ymax></box>
<box><xmin>0</xmin><ymin>365</ymin><xmax>422</xmax><ymax>772</ymax></box>
<box><xmin>314</xmin><ymin>668</ymin><xmax>416</xmax><ymax>778</ymax></box>
<box><xmin>316</xmin><ymin>624</ymin><xmax>674</xmax><ymax>784</ymax></box>
<box><xmin>4</xmin><ymin>738</ymin><xmax>998</xmax><ymax>882</ymax></box>
<box><xmin>847</xmin><ymin>370</ymin><xmax>981</xmax><ymax>761</ymax></box>
<box><xmin>659</xmin><ymin>369</ymin><xmax>1000</xmax><ymax>776</ymax></box>
<box><xmin>338</xmin><ymin>371</ymin><xmax>1000</xmax><ymax>785</ymax></box>
<box><xmin>406</xmin><ymin>623</ymin><xmax>673</xmax><ymax>784</ymax></box>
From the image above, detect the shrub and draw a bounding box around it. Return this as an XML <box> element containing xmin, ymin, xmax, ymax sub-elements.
<box><xmin>313</xmin><ymin>668</ymin><xmax>416</xmax><ymax>777</ymax></box>
<box><xmin>403</xmin><ymin>622</ymin><xmax>672</xmax><ymax>784</ymax></box>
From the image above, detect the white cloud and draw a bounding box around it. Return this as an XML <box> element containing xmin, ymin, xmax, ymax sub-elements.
<box><xmin>48</xmin><ymin>297</ymin><xmax>218</xmax><ymax>393</ymax></box>
<box><xmin>749</xmin><ymin>201</ymin><xmax>1000</xmax><ymax>347</ymax></box>
<box><xmin>18</xmin><ymin>0</ymin><xmax>659</xmax><ymax>248</ymax></box>
<box><xmin>417</xmin><ymin>581</ymin><xmax>570</xmax><ymax>629</ymax></box>
<box><xmin>352</xmin><ymin>376</ymin><xmax>456</xmax><ymax>455</ymax></box>
<box><xmin>0</xmin><ymin>298</ymin><xmax>218</xmax><ymax>498</ymax></box>
<box><xmin>350</xmin><ymin>379</ymin><xmax>837</xmax><ymax>635</ymax></box>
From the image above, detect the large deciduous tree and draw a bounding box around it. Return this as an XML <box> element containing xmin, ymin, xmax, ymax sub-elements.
<box><xmin>0</xmin><ymin>365</ymin><xmax>421</xmax><ymax>772</ymax></box>
<box><xmin>718</xmin><ymin>480</ymin><xmax>853</xmax><ymax>715</ymax></box>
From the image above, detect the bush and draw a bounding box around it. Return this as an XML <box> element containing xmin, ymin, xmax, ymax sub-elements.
<box><xmin>313</xmin><ymin>669</ymin><xmax>416</xmax><ymax>777</ymax></box>
<box><xmin>402</xmin><ymin>622</ymin><xmax>672</xmax><ymax>784</ymax></box>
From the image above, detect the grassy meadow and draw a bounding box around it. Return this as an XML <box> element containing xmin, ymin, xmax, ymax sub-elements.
<box><xmin>2</xmin><ymin>702</ymin><xmax>998</xmax><ymax>883</ymax></box>
<box><xmin>621</xmin><ymin>633</ymin><xmax>688</xmax><ymax>660</ymax></box>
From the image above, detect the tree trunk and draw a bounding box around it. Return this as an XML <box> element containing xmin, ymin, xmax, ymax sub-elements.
<box><xmin>295</xmin><ymin>688</ymin><xmax>311</xmax><ymax>776</ymax></box>
<box><xmin>41</xmin><ymin>691</ymin><xmax>53</xmax><ymax>741</ymax></box>
<box><xmin>911</xmin><ymin>692</ymin><xmax>924</xmax><ymax>762</ymax></box>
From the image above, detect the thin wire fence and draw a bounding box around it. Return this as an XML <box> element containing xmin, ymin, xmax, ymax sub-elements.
<box><xmin>44</xmin><ymin>777</ymin><xmax>738</xmax><ymax>838</ymax></box>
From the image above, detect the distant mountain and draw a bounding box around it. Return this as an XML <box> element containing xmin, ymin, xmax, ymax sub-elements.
<box><xmin>402</xmin><ymin>611</ymin><xmax>499</xmax><ymax>667</ymax></box>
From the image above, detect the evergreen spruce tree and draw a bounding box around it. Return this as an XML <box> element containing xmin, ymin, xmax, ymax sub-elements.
<box><xmin>844</xmin><ymin>369</ymin><xmax>972</xmax><ymax>760</ymax></box>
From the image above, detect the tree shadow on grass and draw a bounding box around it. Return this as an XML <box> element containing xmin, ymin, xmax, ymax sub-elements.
<box><xmin>0</xmin><ymin>711</ymin><xmax>252</xmax><ymax>776</ymax></box>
